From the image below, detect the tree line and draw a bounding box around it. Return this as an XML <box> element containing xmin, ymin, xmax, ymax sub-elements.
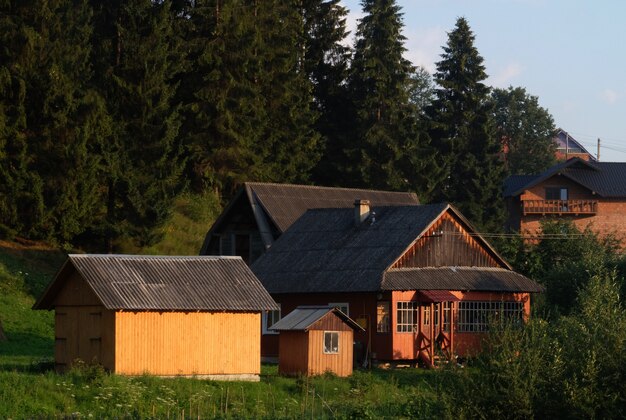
<box><xmin>0</xmin><ymin>0</ymin><xmax>556</xmax><ymax>251</ymax></box>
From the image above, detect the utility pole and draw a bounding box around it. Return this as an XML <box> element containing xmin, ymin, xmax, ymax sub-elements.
<box><xmin>597</xmin><ymin>138</ymin><xmax>601</xmax><ymax>161</ymax></box>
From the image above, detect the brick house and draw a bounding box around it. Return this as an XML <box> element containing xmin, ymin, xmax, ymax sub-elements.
<box><xmin>200</xmin><ymin>182</ymin><xmax>419</xmax><ymax>264</ymax></box>
<box><xmin>504</xmin><ymin>158</ymin><xmax>626</xmax><ymax>245</ymax></box>
<box><xmin>554</xmin><ymin>129</ymin><xmax>596</xmax><ymax>162</ymax></box>
<box><xmin>251</xmin><ymin>201</ymin><xmax>542</xmax><ymax>367</ymax></box>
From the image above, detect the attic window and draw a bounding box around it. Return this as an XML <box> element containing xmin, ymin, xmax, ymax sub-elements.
<box><xmin>545</xmin><ymin>187</ymin><xmax>568</xmax><ymax>201</ymax></box>
<box><xmin>324</xmin><ymin>331</ymin><xmax>339</xmax><ymax>354</ymax></box>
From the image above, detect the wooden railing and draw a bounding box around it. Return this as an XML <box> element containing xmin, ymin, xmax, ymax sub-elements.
<box><xmin>522</xmin><ymin>199</ymin><xmax>598</xmax><ymax>215</ymax></box>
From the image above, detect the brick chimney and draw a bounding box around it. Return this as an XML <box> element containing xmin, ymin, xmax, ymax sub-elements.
<box><xmin>354</xmin><ymin>199</ymin><xmax>370</xmax><ymax>226</ymax></box>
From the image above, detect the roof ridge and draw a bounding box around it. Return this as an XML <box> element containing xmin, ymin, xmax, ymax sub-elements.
<box><xmin>245</xmin><ymin>181</ymin><xmax>417</xmax><ymax>195</ymax></box>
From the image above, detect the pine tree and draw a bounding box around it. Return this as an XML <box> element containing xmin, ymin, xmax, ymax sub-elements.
<box><xmin>90</xmin><ymin>0</ymin><xmax>185</xmax><ymax>250</ymax></box>
<box><xmin>428</xmin><ymin>17</ymin><xmax>504</xmax><ymax>230</ymax></box>
<box><xmin>345</xmin><ymin>0</ymin><xmax>439</xmax><ymax>195</ymax></box>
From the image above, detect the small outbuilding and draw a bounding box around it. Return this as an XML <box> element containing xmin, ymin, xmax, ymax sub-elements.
<box><xmin>34</xmin><ymin>255</ymin><xmax>278</xmax><ymax>380</ymax></box>
<box><xmin>270</xmin><ymin>306</ymin><xmax>365</xmax><ymax>377</ymax></box>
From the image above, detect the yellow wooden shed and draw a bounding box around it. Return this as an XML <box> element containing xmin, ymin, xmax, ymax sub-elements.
<box><xmin>34</xmin><ymin>255</ymin><xmax>278</xmax><ymax>380</ymax></box>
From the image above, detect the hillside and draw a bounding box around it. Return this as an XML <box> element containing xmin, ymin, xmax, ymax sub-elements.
<box><xmin>0</xmin><ymin>240</ymin><xmax>65</xmax><ymax>368</ymax></box>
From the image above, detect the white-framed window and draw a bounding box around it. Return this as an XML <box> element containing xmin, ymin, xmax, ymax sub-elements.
<box><xmin>457</xmin><ymin>301</ymin><xmax>523</xmax><ymax>333</ymax></box>
<box><xmin>443</xmin><ymin>302</ymin><xmax>452</xmax><ymax>332</ymax></box>
<box><xmin>262</xmin><ymin>304</ymin><xmax>281</xmax><ymax>335</ymax></box>
<box><xmin>329</xmin><ymin>302</ymin><xmax>349</xmax><ymax>316</ymax></box>
<box><xmin>323</xmin><ymin>331</ymin><xmax>339</xmax><ymax>354</ymax></box>
<box><xmin>376</xmin><ymin>301</ymin><xmax>390</xmax><ymax>333</ymax></box>
<box><xmin>422</xmin><ymin>305</ymin><xmax>430</xmax><ymax>326</ymax></box>
<box><xmin>396</xmin><ymin>301</ymin><xmax>419</xmax><ymax>333</ymax></box>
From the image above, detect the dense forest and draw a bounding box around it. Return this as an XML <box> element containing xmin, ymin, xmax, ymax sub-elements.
<box><xmin>0</xmin><ymin>0</ymin><xmax>557</xmax><ymax>251</ymax></box>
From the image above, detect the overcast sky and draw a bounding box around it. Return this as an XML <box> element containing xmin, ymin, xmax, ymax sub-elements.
<box><xmin>341</xmin><ymin>0</ymin><xmax>626</xmax><ymax>162</ymax></box>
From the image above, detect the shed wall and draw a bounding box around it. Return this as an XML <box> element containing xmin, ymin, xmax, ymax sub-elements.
<box><xmin>277</xmin><ymin>331</ymin><xmax>309</xmax><ymax>376</ymax></box>
<box><xmin>114</xmin><ymin>311</ymin><xmax>260</xmax><ymax>376</ymax></box>
<box><xmin>54</xmin><ymin>305</ymin><xmax>115</xmax><ymax>372</ymax></box>
<box><xmin>307</xmin><ymin>330</ymin><xmax>354</xmax><ymax>377</ymax></box>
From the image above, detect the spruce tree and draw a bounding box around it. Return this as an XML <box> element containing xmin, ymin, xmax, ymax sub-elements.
<box><xmin>90</xmin><ymin>0</ymin><xmax>185</xmax><ymax>250</ymax></box>
<box><xmin>0</xmin><ymin>0</ymin><xmax>107</xmax><ymax>243</ymax></box>
<box><xmin>346</xmin><ymin>0</ymin><xmax>440</xmax><ymax>196</ymax></box>
<box><xmin>428</xmin><ymin>17</ymin><xmax>504</xmax><ymax>230</ymax></box>
<box><xmin>302</xmin><ymin>0</ymin><xmax>353</xmax><ymax>186</ymax></box>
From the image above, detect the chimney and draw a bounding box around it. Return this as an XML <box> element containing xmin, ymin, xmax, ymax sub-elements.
<box><xmin>354</xmin><ymin>199</ymin><xmax>370</xmax><ymax>226</ymax></box>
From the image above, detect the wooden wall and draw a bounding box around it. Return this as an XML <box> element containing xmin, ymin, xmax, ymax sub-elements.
<box><xmin>54</xmin><ymin>305</ymin><xmax>115</xmax><ymax>372</ymax></box>
<box><xmin>278</xmin><ymin>331</ymin><xmax>309</xmax><ymax>376</ymax></box>
<box><xmin>392</xmin><ymin>212</ymin><xmax>503</xmax><ymax>269</ymax></box>
<box><xmin>53</xmin><ymin>272</ymin><xmax>115</xmax><ymax>372</ymax></box>
<box><xmin>307</xmin><ymin>330</ymin><xmax>354</xmax><ymax>377</ymax></box>
<box><xmin>114</xmin><ymin>311</ymin><xmax>261</xmax><ymax>376</ymax></box>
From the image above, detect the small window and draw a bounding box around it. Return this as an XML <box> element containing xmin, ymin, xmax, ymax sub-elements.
<box><xmin>262</xmin><ymin>304</ymin><xmax>281</xmax><ymax>335</ymax></box>
<box><xmin>443</xmin><ymin>302</ymin><xmax>452</xmax><ymax>332</ymax></box>
<box><xmin>423</xmin><ymin>306</ymin><xmax>430</xmax><ymax>326</ymax></box>
<box><xmin>396</xmin><ymin>301</ymin><xmax>418</xmax><ymax>333</ymax></box>
<box><xmin>324</xmin><ymin>331</ymin><xmax>339</xmax><ymax>354</ymax></box>
<box><xmin>545</xmin><ymin>187</ymin><xmax>568</xmax><ymax>201</ymax></box>
<box><xmin>376</xmin><ymin>302</ymin><xmax>390</xmax><ymax>333</ymax></box>
<box><xmin>329</xmin><ymin>302</ymin><xmax>349</xmax><ymax>316</ymax></box>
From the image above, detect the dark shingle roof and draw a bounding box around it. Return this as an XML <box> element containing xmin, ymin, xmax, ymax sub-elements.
<box><xmin>269</xmin><ymin>306</ymin><xmax>364</xmax><ymax>332</ymax></box>
<box><xmin>504</xmin><ymin>158</ymin><xmax>626</xmax><ymax>198</ymax></box>
<box><xmin>34</xmin><ymin>255</ymin><xmax>278</xmax><ymax>311</ymax></box>
<box><xmin>252</xmin><ymin>204</ymin><xmax>448</xmax><ymax>293</ymax></box>
<box><xmin>245</xmin><ymin>182</ymin><xmax>420</xmax><ymax>233</ymax></box>
<box><xmin>382</xmin><ymin>267</ymin><xmax>543</xmax><ymax>293</ymax></box>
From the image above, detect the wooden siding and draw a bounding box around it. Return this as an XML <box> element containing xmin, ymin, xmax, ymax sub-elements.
<box><xmin>278</xmin><ymin>331</ymin><xmax>309</xmax><ymax>376</ymax></box>
<box><xmin>392</xmin><ymin>212</ymin><xmax>502</xmax><ymax>269</ymax></box>
<box><xmin>54</xmin><ymin>271</ymin><xmax>101</xmax><ymax>306</ymax></box>
<box><xmin>307</xmin><ymin>330</ymin><xmax>354</xmax><ymax>377</ymax></box>
<box><xmin>54</xmin><ymin>305</ymin><xmax>115</xmax><ymax>372</ymax></box>
<box><xmin>114</xmin><ymin>311</ymin><xmax>260</xmax><ymax>376</ymax></box>
<box><xmin>310</xmin><ymin>313</ymin><xmax>353</xmax><ymax>332</ymax></box>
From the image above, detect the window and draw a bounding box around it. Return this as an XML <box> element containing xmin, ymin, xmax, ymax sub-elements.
<box><xmin>377</xmin><ymin>302</ymin><xmax>390</xmax><ymax>333</ymax></box>
<box><xmin>457</xmin><ymin>301</ymin><xmax>523</xmax><ymax>333</ymax></box>
<box><xmin>396</xmin><ymin>301</ymin><xmax>419</xmax><ymax>333</ymax></box>
<box><xmin>324</xmin><ymin>331</ymin><xmax>339</xmax><ymax>354</ymax></box>
<box><xmin>262</xmin><ymin>304</ymin><xmax>281</xmax><ymax>335</ymax></box>
<box><xmin>422</xmin><ymin>306</ymin><xmax>430</xmax><ymax>326</ymax></box>
<box><xmin>545</xmin><ymin>187</ymin><xmax>568</xmax><ymax>201</ymax></box>
<box><xmin>434</xmin><ymin>304</ymin><xmax>439</xmax><ymax>326</ymax></box>
<box><xmin>329</xmin><ymin>302</ymin><xmax>349</xmax><ymax>316</ymax></box>
<box><xmin>235</xmin><ymin>234</ymin><xmax>251</xmax><ymax>263</ymax></box>
<box><xmin>443</xmin><ymin>302</ymin><xmax>452</xmax><ymax>332</ymax></box>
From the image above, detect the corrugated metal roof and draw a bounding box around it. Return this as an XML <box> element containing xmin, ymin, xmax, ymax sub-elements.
<box><xmin>34</xmin><ymin>255</ymin><xmax>278</xmax><ymax>311</ymax></box>
<box><xmin>252</xmin><ymin>204</ymin><xmax>449</xmax><ymax>293</ymax></box>
<box><xmin>418</xmin><ymin>290</ymin><xmax>460</xmax><ymax>302</ymax></box>
<box><xmin>382</xmin><ymin>267</ymin><xmax>543</xmax><ymax>293</ymax></box>
<box><xmin>245</xmin><ymin>182</ymin><xmax>420</xmax><ymax>233</ymax></box>
<box><xmin>504</xmin><ymin>158</ymin><xmax>626</xmax><ymax>198</ymax></box>
<box><xmin>269</xmin><ymin>306</ymin><xmax>364</xmax><ymax>332</ymax></box>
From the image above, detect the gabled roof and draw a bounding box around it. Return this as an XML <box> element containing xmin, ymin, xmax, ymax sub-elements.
<box><xmin>200</xmin><ymin>182</ymin><xmax>420</xmax><ymax>253</ymax></box>
<box><xmin>34</xmin><ymin>255</ymin><xmax>278</xmax><ymax>311</ymax></box>
<box><xmin>251</xmin><ymin>204</ymin><xmax>519</xmax><ymax>294</ymax></box>
<box><xmin>504</xmin><ymin>158</ymin><xmax>626</xmax><ymax>198</ymax></box>
<box><xmin>382</xmin><ymin>267</ymin><xmax>544</xmax><ymax>293</ymax></box>
<box><xmin>269</xmin><ymin>306</ymin><xmax>364</xmax><ymax>332</ymax></box>
<box><xmin>554</xmin><ymin>129</ymin><xmax>596</xmax><ymax>160</ymax></box>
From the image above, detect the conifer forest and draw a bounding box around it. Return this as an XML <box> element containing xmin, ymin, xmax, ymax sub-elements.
<box><xmin>0</xmin><ymin>0</ymin><xmax>556</xmax><ymax>250</ymax></box>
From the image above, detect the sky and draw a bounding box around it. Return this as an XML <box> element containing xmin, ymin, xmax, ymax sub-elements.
<box><xmin>341</xmin><ymin>0</ymin><xmax>626</xmax><ymax>162</ymax></box>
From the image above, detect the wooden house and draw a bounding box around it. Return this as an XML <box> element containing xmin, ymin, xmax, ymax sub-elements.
<box><xmin>251</xmin><ymin>201</ymin><xmax>543</xmax><ymax>367</ymax></box>
<box><xmin>270</xmin><ymin>306</ymin><xmax>365</xmax><ymax>377</ymax></box>
<box><xmin>34</xmin><ymin>255</ymin><xmax>278</xmax><ymax>380</ymax></box>
<box><xmin>504</xmin><ymin>158</ymin><xmax>626</xmax><ymax>246</ymax></box>
<box><xmin>200</xmin><ymin>182</ymin><xmax>419</xmax><ymax>264</ymax></box>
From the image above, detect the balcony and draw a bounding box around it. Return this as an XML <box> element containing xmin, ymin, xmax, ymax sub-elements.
<box><xmin>522</xmin><ymin>199</ymin><xmax>598</xmax><ymax>215</ymax></box>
